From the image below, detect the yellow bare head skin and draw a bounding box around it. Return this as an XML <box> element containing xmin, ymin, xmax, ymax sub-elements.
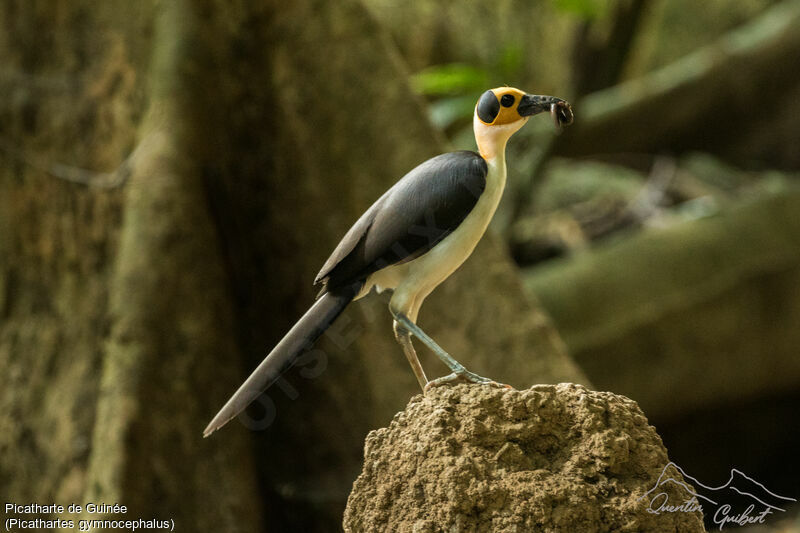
<box><xmin>475</xmin><ymin>87</ymin><xmax>527</xmax><ymax>126</ymax></box>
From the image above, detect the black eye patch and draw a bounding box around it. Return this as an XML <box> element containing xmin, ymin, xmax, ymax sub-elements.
<box><xmin>500</xmin><ymin>94</ymin><xmax>515</xmax><ymax>107</ymax></box>
<box><xmin>477</xmin><ymin>90</ymin><xmax>500</xmax><ymax>123</ymax></box>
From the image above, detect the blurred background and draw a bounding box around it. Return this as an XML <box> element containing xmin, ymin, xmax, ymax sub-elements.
<box><xmin>1</xmin><ymin>0</ymin><xmax>798</xmax><ymax>531</ymax></box>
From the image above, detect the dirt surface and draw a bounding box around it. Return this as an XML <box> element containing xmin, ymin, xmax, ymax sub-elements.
<box><xmin>344</xmin><ymin>383</ymin><xmax>704</xmax><ymax>532</ymax></box>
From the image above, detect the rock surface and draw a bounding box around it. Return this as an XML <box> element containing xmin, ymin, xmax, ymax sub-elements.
<box><xmin>344</xmin><ymin>383</ymin><xmax>704</xmax><ymax>532</ymax></box>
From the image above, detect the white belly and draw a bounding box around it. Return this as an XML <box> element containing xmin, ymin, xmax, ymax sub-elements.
<box><xmin>360</xmin><ymin>156</ymin><xmax>506</xmax><ymax>315</ymax></box>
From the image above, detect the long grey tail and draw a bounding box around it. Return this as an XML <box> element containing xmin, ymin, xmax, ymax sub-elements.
<box><xmin>203</xmin><ymin>281</ymin><xmax>363</xmax><ymax>437</ymax></box>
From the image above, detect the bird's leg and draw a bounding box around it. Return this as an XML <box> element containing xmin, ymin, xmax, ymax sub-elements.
<box><xmin>391</xmin><ymin>311</ymin><xmax>505</xmax><ymax>391</ymax></box>
<box><xmin>393</xmin><ymin>320</ymin><xmax>428</xmax><ymax>391</ymax></box>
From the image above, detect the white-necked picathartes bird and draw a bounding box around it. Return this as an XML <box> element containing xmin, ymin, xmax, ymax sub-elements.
<box><xmin>204</xmin><ymin>87</ymin><xmax>573</xmax><ymax>437</ymax></box>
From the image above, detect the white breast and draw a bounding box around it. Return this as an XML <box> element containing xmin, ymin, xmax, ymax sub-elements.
<box><xmin>361</xmin><ymin>154</ymin><xmax>507</xmax><ymax>313</ymax></box>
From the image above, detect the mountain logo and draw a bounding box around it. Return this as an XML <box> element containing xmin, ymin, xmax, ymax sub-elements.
<box><xmin>639</xmin><ymin>462</ymin><xmax>796</xmax><ymax>530</ymax></box>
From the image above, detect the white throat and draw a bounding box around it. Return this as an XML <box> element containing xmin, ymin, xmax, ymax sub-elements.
<box><xmin>473</xmin><ymin>113</ymin><xmax>527</xmax><ymax>162</ymax></box>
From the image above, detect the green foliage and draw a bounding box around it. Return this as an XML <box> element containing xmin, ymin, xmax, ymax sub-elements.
<box><xmin>411</xmin><ymin>63</ymin><xmax>485</xmax><ymax>130</ymax></box>
<box><xmin>496</xmin><ymin>45</ymin><xmax>525</xmax><ymax>81</ymax></box>
<box><xmin>411</xmin><ymin>44</ymin><xmax>526</xmax><ymax>131</ymax></box>
<box><xmin>427</xmin><ymin>95</ymin><xmax>478</xmax><ymax>133</ymax></box>
<box><xmin>411</xmin><ymin>63</ymin><xmax>488</xmax><ymax>96</ymax></box>
<box><xmin>551</xmin><ymin>0</ymin><xmax>608</xmax><ymax>20</ymax></box>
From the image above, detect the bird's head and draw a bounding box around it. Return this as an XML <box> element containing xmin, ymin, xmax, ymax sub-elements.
<box><xmin>474</xmin><ymin>87</ymin><xmax>572</xmax><ymax>160</ymax></box>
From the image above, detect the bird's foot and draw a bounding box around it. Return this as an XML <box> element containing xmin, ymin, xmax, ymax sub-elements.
<box><xmin>424</xmin><ymin>370</ymin><xmax>511</xmax><ymax>393</ymax></box>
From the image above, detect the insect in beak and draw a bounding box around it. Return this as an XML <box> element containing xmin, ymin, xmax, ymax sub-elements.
<box><xmin>550</xmin><ymin>101</ymin><xmax>573</xmax><ymax>130</ymax></box>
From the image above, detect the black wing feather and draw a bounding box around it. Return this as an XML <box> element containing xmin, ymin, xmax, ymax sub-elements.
<box><xmin>316</xmin><ymin>151</ymin><xmax>487</xmax><ymax>291</ymax></box>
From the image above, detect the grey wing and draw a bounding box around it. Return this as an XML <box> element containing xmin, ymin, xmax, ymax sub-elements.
<box><xmin>315</xmin><ymin>151</ymin><xmax>487</xmax><ymax>291</ymax></box>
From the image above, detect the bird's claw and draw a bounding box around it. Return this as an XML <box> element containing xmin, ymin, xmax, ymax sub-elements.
<box><xmin>424</xmin><ymin>370</ymin><xmax>511</xmax><ymax>393</ymax></box>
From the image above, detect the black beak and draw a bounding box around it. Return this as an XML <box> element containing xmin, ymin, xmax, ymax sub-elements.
<box><xmin>517</xmin><ymin>94</ymin><xmax>562</xmax><ymax>116</ymax></box>
<box><xmin>518</xmin><ymin>94</ymin><xmax>574</xmax><ymax>128</ymax></box>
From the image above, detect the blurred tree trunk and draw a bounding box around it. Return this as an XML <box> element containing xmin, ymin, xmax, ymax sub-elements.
<box><xmin>523</xmin><ymin>190</ymin><xmax>800</xmax><ymax>497</ymax></box>
<box><xmin>0</xmin><ymin>1</ymin><xmax>264</xmax><ymax>531</ymax></box>
<box><xmin>0</xmin><ymin>0</ymin><xmax>588</xmax><ymax>531</ymax></box>
<box><xmin>571</xmin><ymin>0</ymin><xmax>650</xmax><ymax>96</ymax></box>
<box><xmin>551</xmin><ymin>0</ymin><xmax>800</xmax><ymax>170</ymax></box>
<box><xmin>524</xmin><ymin>190</ymin><xmax>800</xmax><ymax>422</ymax></box>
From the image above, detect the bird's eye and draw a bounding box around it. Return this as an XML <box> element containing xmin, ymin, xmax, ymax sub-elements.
<box><xmin>500</xmin><ymin>94</ymin><xmax>515</xmax><ymax>107</ymax></box>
